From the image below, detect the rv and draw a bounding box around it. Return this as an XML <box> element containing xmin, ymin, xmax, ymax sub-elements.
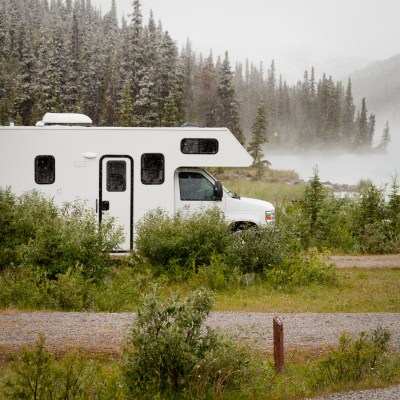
<box><xmin>0</xmin><ymin>113</ymin><xmax>275</xmax><ymax>251</ymax></box>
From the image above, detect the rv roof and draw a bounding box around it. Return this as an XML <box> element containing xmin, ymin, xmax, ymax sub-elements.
<box><xmin>39</xmin><ymin>113</ymin><xmax>92</xmax><ymax>126</ymax></box>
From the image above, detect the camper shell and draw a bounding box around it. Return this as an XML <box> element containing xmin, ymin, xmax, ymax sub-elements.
<box><xmin>0</xmin><ymin>113</ymin><xmax>275</xmax><ymax>251</ymax></box>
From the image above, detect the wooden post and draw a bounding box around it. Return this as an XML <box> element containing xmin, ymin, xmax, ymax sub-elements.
<box><xmin>273</xmin><ymin>316</ymin><xmax>284</xmax><ymax>372</ymax></box>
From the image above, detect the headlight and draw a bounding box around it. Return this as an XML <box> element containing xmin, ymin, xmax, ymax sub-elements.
<box><xmin>265</xmin><ymin>211</ymin><xmax>275</xmax><ymax>222</ymax></box>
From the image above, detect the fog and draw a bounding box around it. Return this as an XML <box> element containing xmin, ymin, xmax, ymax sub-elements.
<box><xmin>266</xmin><ymin>119</ymin><xmax>400</xmax><ymax>187</ymax></box>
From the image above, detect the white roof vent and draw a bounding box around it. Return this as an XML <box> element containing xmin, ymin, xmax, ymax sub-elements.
<box><xmin>36</xmin><ymin>113</ymin><xmax>92</xmax><ymax>127</ymax></box>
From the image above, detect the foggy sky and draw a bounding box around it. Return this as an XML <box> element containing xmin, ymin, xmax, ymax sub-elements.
<box><xmin>91</xmin><ymin>0</ymin><xmax>400</xmax><ymax>81</ymax></box>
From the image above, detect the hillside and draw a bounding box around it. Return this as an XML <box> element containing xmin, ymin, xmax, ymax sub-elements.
<box><xmin>350</xmin><ymin>54</ymin><xmax>400</xmax><ymax>119</ymax></box>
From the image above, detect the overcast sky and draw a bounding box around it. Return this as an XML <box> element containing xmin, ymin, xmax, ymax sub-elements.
<box><xmin>91</xmin><ymin>0</ymin><xmax>400</xmax><ymax>82</ymax></box>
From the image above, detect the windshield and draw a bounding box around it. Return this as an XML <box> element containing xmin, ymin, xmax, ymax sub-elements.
<box><xmin>203</xmin><ymin>169</ymin><xmax>240</xmax><ymax>199</ymax></box>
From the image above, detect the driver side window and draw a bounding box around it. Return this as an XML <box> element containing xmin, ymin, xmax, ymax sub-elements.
<box><xmin>179</xmin><ymin>172</ymin><xmax>214</xmax><ymax>201</ymax></box>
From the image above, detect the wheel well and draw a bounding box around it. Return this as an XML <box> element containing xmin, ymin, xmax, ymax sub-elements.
<box><xmin>231</xmin><ymin>221</ymin><xmax>257</xmax><ymax>232</ymax></box>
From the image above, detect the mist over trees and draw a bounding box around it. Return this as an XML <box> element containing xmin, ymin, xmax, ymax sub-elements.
<box><xmin>0</xmin><ymin>0</ymin><xmax>386</xmax><ymax>151</ymax></box>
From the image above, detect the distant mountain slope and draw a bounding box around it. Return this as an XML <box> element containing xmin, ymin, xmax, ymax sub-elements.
<box><xmin>350</xmin><ymin>54</ymin><xmax>400</xmax><ymax>119</ymax></box>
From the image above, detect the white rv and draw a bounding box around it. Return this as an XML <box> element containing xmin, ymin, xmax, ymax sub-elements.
<box><xmin>0</xmin><ymin>113</ymin><xmax>275</xmax><ymax>251</ymax></box>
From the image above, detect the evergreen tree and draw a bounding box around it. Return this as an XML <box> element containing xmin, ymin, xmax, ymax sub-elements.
<box><xmin>379</xmin><ymin>120</ymin><xmax>391</xmax><ymax>150</ymax></box>
<box><xmin>197</xmin><ymin>52</ymin><xmax>218</xmax><ymax>127</ymax></box>
<box><xmin>367</xmin><ymin>113</ymin><xmax>376</xmax><ymax>148</ymax></box>
<box><xmin>356</xmin><ymin>98</ymin><xmax>369</xmax><ymax>148</ymax></box>
<box><xmin>247</xmin><ymin>99</ymin><xmax>267</xmax><ymax>168</ymax></box>
<box><xmin>215</xmin><ymin>52</ymin><xmax>244</xmax><ymax>144</ymax></box>
<box><xmin>0</xmin><ymin>6</ymin><xmax>12</xmax><ymax>124</ymax></box>
<box><xmin>342</xmin><ymin>79</ymin><xmax>356</xmax><ymax>146</ymax></box>
<box><xmin>13</xmin><ymin>24</ymin><xmax>36</xmax><ymax>124</ymax></box>
<box><xmin>119</xmin><ymin>80</ymin><xmax>137</xmax><ymax>126</ymax></box>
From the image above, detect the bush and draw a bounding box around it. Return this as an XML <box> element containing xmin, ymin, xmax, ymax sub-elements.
<box><xmin>134</xmin><ymin>208</ymin><xmax>231</xmax><ymax>271</ymax></box>
<box><xmin>313</xmin><ymin>327</ymin><xmax>397</xmax><ymax>387</ymax></box>
<box><xmin>265</xmin><ymin>249</ymin><xmax>337</xmax><ymax>289</ymax></box>
<box><xmin>123</xmin><ymin>289</ymin><xmax>256</xmax><ymax>398</ymax></box>
<box><xmin>2</xmin><ymin>333</ymin><xmax>125</xmax><ymax>399</ymax></box>
<box><xmin>0</xmin><ymin>189</ymin><xmax>123</xmax><ymax>279</ymax></box>
<box><xmin>0</xmin><ymin>266</ymin><xmax>95</xmax><ymax>310</ymax></box>
<box><xmin>224</xmin><ymin>225</ymin><xmax>289</xmax><ymax>274</ymax></box>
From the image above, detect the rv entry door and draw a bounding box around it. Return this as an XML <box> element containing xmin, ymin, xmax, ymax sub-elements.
<box><xmin>99</xmin><ymin>156</ymin><xmax>133</xmax><ymax>251</ymax></box>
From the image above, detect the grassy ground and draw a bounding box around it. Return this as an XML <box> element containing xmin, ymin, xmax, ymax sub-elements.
<box><xmin>216</xmin><ymin>268</ymin><xmax>400</xmax><ymax>313</ymax></box>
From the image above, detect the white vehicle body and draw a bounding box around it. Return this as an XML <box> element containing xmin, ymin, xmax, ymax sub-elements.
<box><xmin>0</xmin><ymin>113</ymin><xmax>275</xmax><ymax>251</ymax></box>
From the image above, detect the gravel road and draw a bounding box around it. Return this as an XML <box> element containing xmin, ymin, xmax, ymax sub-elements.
<box><xmin>1</xmin><ymin>312</ymin><xmax>400</xmax><ymax>356</ymax></box>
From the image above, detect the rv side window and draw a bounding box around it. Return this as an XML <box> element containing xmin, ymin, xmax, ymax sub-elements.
<box><xmin>35</xmin><ymin>155</ymin><xmax>55</xmax><ymax>184</ymax></box>
<box><xmin>179</xmin><ymin>172</ymin><xmax>214</xmax><ymax>201</ymax></box>
<box><xmin>107</xmin><ymin>160</ymin><xmax>126</xmax><ymax>192</ymax></box>
<box><xmin>181</xmin><ymin>138</ymin><xmax>218</xmax><ymax>154</ymax></box>
<box><xmin>141</xmin><ymin>153</ymin><xmax>165</xmax><ymax>184</ymax></box>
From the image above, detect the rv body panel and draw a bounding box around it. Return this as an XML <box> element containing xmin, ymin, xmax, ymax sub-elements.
<box><xmin>0</xmin><ymin>124</ymin><xmax>274</xmax><ymax>251</ymax></box>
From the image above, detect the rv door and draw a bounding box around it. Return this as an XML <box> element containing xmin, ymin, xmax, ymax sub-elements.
<box><xmin>99</xmin><ymin>156</ymin><xmax>133</xmax><ymax>251</ymax></box>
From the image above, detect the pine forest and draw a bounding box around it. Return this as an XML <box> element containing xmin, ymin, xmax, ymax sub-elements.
<box><xmin>0</xmin><ymin>0</ymin><xmax>390</xmax><ymax>152</ymax></box>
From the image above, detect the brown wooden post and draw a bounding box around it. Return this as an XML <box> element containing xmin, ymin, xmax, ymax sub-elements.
<box><xmin>273</xmin><ymin>316</ymin><xmax>284</xmax><ymax>372</ymax></box>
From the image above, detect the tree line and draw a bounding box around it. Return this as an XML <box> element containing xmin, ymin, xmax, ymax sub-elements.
<box><xmin>0</xmin><ymin>0</ymin><xmax>390</xmax><ymax>153</ymax></box>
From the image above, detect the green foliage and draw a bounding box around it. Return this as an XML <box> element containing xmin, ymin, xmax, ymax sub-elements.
<box><xmin>134</xmin><ymin>206</ymin><xmax>337</xmax><ymax>289</ymax></box>
<box><xmin>225</xmin><ymin>226</ymin><xmax>289</xmax><ymax>274</ymax></box>
<box><xmin>266</xmin><ymin>250</ymin><xmax>337</xmax><ymax>289</ymax></box>
<box><xmin>352</xmin><ymin>180</ymin><xmax>400</xmax><ymax>254</ymax></box>
<box><xmin>313</xmin><ymin>328</ymin><xmax>398</xmax><ymax>387</ymax></box>
<box><xmin>123</xmin><ymin>289</ymin><xmax>254</xmax><ymax>398</ymax></box>
<box><xmin>2</xmin><ymin>333</ymin><xmax>125</xmax><ymax>399</ymax></box>
<box><xmin>134</xmin><ymin>207</ymin><xmax>231</xmax><ymax>272</ymax></box>
<box><xmin>0</xmin><ymin>266</ymin><xmax>95</xmax><ymax>310</ymax></box>
<box><xmin>280</xmin><ymin>170</ymin><xmax>400</xmax><ymax>254</ymax></box>
<box><xmin>188</xmin><ymin>254</ymin><xmax>242</xmax><ymax>292</ymax></box>
<box><xmin>0</xmin><ymin>189</ymin><xmax>123</xmax><ymax>279</ymax></box>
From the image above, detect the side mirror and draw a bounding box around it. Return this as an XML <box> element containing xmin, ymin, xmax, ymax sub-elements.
<box><xmin>214</xmin><ymin>181</ymin><xmax>223</xmax><ymax>201</ymax></box>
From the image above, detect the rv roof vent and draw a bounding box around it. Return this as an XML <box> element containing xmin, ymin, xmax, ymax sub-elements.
<box><xmin>36</xmin><ymin>113</ymin><xmax>92</xmax><ymax>127</ymax></box>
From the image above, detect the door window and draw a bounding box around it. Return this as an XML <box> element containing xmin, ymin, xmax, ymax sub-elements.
<box><xmin>106</xmin><ymin>160</ymin><xmax>126</xmax><ymax>192</ymax></box>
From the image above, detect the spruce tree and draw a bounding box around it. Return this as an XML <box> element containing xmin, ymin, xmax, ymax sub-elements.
<box><xmin>356</xmin><ymin>98</ymin><xmax>369</xmax><ymax>148</ymax></box>
<box><xmin>215</xmin><ymin>51</ymin><xmax>244</xmax><ymax>144</ymax></box>
<box><xmin>367</xmin><ymin>113</ymin><xmax>376</xmax><ymax>148</ymax></box>
<box><xmin>342</xmin><ymin>79</ymin><xmax>355</xmax><ymax>146</ymax></box>
<box><xmin>379</xmin><ymin>121</ymin><xmax>391</xmax><ymax>150</ymax></box>
<box><xmin>247</xmin><ymin>99</ymin><xmax>267</xmax><ymax>169</ymax></box>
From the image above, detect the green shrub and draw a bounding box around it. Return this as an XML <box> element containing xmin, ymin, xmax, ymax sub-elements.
<box><xmin>123</xmin><ymin>289</ymin><xmax>256</xmax><ymax>398</ymax></box>
<box><xmin>134</xmin><ymin>208</ymin><xmax>231</xmax><ymax>271</ymax></box>
<box><xmin>0</xmin><ymin>189</ymin><xmax>123</xmax><ymax>279</ymax></box>
<box><xmin>2</xmin><ymin>333</ymin><xmax>125</xmax><ymax>399</ymax></box>
<box><xmin>225</xmin><ymin>225</ymin><xmax>289</xmax><ymax>274</ymax></box>
<box><xmin>0</xmin><ymin>266</ymin><xmax>53</xmax><ymax>309</ymax></box>
<box><xmin>351</xmin><ymin>181</ymin><xmax>400</xmax><ymax>254</ymax></box>
<box><xmin>313</xmin><ymin>327</ymin><xmax>397</xmax><ymax>387</ymax></box>
<box><xmin>265</xmin><ymin>249</ymin><xmax>337</xmax><ymax>289</ymax></box>
<box><xmin>0</xmin><ymin>266</ymin><xmax>95</xmax><ymax>310</ymax></box>
<box><xmin>188</xmin><ymin>254</ymin><xmax>242</xmax><ymax>292</ymax></box>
